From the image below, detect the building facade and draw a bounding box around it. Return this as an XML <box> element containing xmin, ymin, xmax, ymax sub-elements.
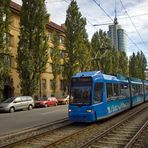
<box><xmin>108</xmin><ymin>17</ymin><xmax>126</xmax><ymax>51</ymax></box>
<box><xmin>4</xmin><ymin>1</ymin><xmax>65</xmax><ymax>99</ymax></box>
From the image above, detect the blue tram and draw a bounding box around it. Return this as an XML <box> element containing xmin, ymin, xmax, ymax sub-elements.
<box><xmin>68</xmin><ymin>71</ymin><xmax>147</xmax><ymax>122</ymax></box>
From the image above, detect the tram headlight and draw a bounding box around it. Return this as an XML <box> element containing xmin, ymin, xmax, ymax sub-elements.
<box><xmin>86</xmin><ymin>109</ymin><xmax>93</xmax><ymax>113</ymax></box>
<box><xmin>69</xmin><ymin>109</ymin><xmax>72</xmax><ymax>112</ymax></box>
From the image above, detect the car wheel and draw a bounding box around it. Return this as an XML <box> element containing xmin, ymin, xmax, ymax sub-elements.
<box><xmin>9</xmin><ymin>107</ymin><xmax>15</xmax><ymax>113</ymax></box>
<box><xmin>28</xmin><ymin>105</ymin><xmax>33</xmax><ymax>110</ymax></box>
<box><xmin>45</xmin><ymin>104</ymin><xmax>48</xmax><ymax>107</ymax></box>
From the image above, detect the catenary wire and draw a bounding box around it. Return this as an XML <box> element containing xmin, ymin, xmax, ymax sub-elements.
<box><xmin>92</xmin><ymin>0</ymin><xmax>143</xmax><ymax>51</ymax></box>
<box><xmin>119</xmin><ymin>0</ymin><xmax>148</xmax><ymax>51</ymax></box>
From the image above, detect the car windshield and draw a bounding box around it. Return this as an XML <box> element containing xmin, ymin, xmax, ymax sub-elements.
<box><xmin>70</xmin><ymin>86</ymin><xmax>91</xmax><ymax>105</ymax></box>
<box><xmin>38</xmin><ymin>97</ymin><xmax>48</xmax><ymax>101</ymax></box>
<box><xmin>3</xmin><ymin>97</ymin><xmax>15</xmax><ymax>103</ymax></box>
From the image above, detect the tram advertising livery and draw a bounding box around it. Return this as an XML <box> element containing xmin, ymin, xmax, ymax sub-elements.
<box><xmin>68</xmin><ymin>71</ymin><xmax>148</xmax><ymax>122</ymax></box>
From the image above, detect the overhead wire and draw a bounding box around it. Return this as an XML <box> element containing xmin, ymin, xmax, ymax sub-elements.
<box><xmin>55</xmin><ymin>0</ymin><xmax>144</xmax><ymax>52</ymax></box>
<box><xmin>63</xmin><ymin>0</ymin><xmax>99</xmax><ymax>32</ymax></box>
<box><xmin>119</xmin><ymin>0</ymin><xmax>148</xmax><ymax>51</ymax></box>
<box><xmin>92</xmin><ymin>0</ymin><xmax>143</xmax><ymax>51</ymax></box>
<box><xmin>92</xmin><ymin>0</ymin><xmax>114</xmax><ymax>22</ymax></box>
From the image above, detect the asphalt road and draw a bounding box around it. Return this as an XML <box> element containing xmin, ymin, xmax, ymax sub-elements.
<box><xmin>0</xmin><ymin>105</ymin><xmax>68</xmax><ymax>136</ymax></box>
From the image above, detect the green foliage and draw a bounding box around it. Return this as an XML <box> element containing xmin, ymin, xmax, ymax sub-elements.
<box><xmin>118</xmin><ymin>51</ymin><xmax>128</xmax><ymax>75</ymax></box>
<box><xmin>129</xmin><ymin>51</ymin><xmax>147</xmax><ymax>79</ymax></box>
<box><xmin>90</xmin><ymin>30</ymin><xmax>112</xmax><ymax>71</ymax></box>
<box><xmin>64</xmin><ymin>0</ymin><xmax>90</xmax><ymax>89</ymax></box>
<box><xmin>50</xmin><ymin>32</ymin><xmax>61</xmax><ymax>95</ymax></box>
<box><xmin>0</xmin><ymin>0</ymin><xmax>11</xmax><ymax>101</ymax></box>
<box><xmin>90</xmin><ymin>30</ymin><xmax>128</xmax><ymax>76</ymax></box>
<box><xmin>16</xmin><ymin>0</ymin><xmax>49</xmax><ymax>96</ymax></box>
<box><xmin>91</xmin><ymin>31</ymin><xmax>100</xmax><ymax>70</ymax></box>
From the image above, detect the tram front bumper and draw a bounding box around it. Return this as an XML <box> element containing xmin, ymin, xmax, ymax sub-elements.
<box><xmin>68</xmin><ymin>111</ymin><xmax>95</xmax><ymax>122</ymax></box>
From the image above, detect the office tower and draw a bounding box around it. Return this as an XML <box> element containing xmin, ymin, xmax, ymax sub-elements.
<box><xmin>108</xmin><ymin>17</ymin><xmax>126</xmax><ymax>51</ymax></box>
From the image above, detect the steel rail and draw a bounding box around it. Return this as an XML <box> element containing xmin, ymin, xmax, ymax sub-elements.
<box><xmin>124</xmin><ymin>120</ymin><xmax>148</xmax><ymax>148</ymax></box>
<box><xmin>43</xmin><ymin>105</ymin><xmax>148</xmax><ymax>148</ymax></box>
<box><xmin>80</xmin><ymin>107</ymin><xmax>148</xmax><ymax>148</ymax></box>
<box><xmin>0</xmin><ymin>118</ymin><xmax>71</xmax><ymax>148</ymax></box>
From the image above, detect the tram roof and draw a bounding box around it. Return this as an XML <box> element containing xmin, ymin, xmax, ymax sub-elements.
<box><xmin>73</xmin><ymin>71</ymin><xmax>128</xmax><ymax>82</ymax></box>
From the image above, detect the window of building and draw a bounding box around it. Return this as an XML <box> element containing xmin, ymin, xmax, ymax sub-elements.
<box><xmin>59</xmin><ymin>35</ymin><xmax>64</xmax><ymax>44</ymax></box>
<box><xmin>48</xmin><ymin>48</ymin><xmax>52</xmax><ymax>55</ymax></box>
<box><xmin>48</xmin><ymin>31</ymin><xmax>52</xmax><ymax>40</ymax></box>
<box><xmin>60</xmin><ymin>80</ymin><xmax>66</xmax><ymax>91</ymax></box>
<box><xmin>9</xmin><ymin>34</ymin><xmax>14</xmax><ymax>47</ymax></box>
<box><xmin>42</xmin><ymin>79</ymin><xmax>46</xmax><ymax>90</ymax></box>
<box><xmin>60</xmin><ymin>50</ymin><xmax>65</xmax><ymax>58</ymax></box>
<box><xmin>48</xmin><ymin>63</ymin><xmax>52</xmax><ymax>73</ymax></box>
<box><xmin>50</xmin><ymin>80</ymin><xmax>54</xmax><ymax>89</ymax></box>
<box><xmin>0</xmin><ymin>54</ymin><xmax>11</xmax><ymax>67</ymax></box>
<box><xmin>60</xmin><ymin>65</ymin><xmax>64</xmax><ymax>74</ymax></box>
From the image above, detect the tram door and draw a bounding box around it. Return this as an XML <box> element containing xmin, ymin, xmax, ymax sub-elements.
<box><xmin>93</xmin><ymin>82</ymin><xmax>103</xmax><ymax>118</ymax></box>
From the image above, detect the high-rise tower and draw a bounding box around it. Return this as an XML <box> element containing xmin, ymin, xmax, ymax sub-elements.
<box><xmin>108</xmin><ymin>1</ymin><xmax>126</xmax><ymax>51</ymax></box>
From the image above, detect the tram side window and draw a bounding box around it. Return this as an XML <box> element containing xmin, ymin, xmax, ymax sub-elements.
<box><xmin>113</xmin><ymin>83</ymin><xmax>120</xmax><ymax>96</ymax></box>
<box><xmin>94</xmin><ymin>83</ymin><xmax>103</xmax><ymax>104</ymax></box>
<box><xmin>120</xmin><ymin>83</ymin><xmax>129</xmax><ymax>97</ymax></box>
<box><xmin>140</xmin><ymin>84</ymin><xmax>143</xmax><ymax>95</ymax></box>
<box><xmin>106</xmin><ymin>83</ymin><xmax>113</xmax><ymax>100</ymax></box>
<box><xmin>146</xmin><ymin>85</ymin><xmax>148</xmax><ymax>94</ymax></box>
<box><xmin>131</xmin><ymin>84</ymin><xmax>140</xmax><ymax>96</ymax></box>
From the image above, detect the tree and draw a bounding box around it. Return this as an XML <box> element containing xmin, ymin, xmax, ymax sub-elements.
<box><xmin>90</xmin><ymin>30</ymin><xmax>112</xmax><ymax>71</ymax></box>
<box><xmin>91</xmin><ymin>31</ymin><xmax>100</xmax><ymax>70</ymax></box>
<box><xmin>129</xmin><ymin>51</ymin><xmax>147</xmax><ymax>79</ymax></box>
<box><xmin>16</xmin><ymin>0</ymin><xmax>49</xmax><ymax>96</ymax></box>
<box><xmin>118</xmin><ymin>51</ymin><xmax>128</xmax><ymax>75</ymax></box>
<box><xmin>101</xmin><ymin>50</ymin><xmax>112</xmax><ymax>74</ymax></box>
<box><xmin>129</xmin><ymin>53</ymin><xmax>137</xmax><ymax>77</ymax></box>
<box><xmin>50</xmin><ymin>32</ymin><xmax>61</xmax><ymax>95</ymax></box>
<box><xmin>64</xmin><ymin>0</ymin><xmax>90</xmax><ymax>90</ymax></box>
<box><xmin>0</xmin><ymin>0</ymin><xmax>11</xmax><ymax>101</ymax></box>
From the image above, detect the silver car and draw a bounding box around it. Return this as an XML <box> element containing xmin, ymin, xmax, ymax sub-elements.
<box><xmin>0</xmin><ymin>96</ymin><xmax>34</xmax><ymax>113</ymax></box>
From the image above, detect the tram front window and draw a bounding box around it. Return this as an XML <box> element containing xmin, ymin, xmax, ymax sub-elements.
<box><xmin>70</xmin><ymin>87</ymin><xmax>91</xmax><ymax>105</ymax></box>
<box><xmin>70</xmin><ymin>77</ymin><xmax>92</xmax><ymax>105</ymax></box>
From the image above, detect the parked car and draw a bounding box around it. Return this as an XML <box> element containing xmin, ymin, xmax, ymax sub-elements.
<box><xmin>35</xmin><ymin>97</ymin><xmax>58</xmax><ymax>108</ymax></box>
<box><xmin>57</xmin><ymin>95</ymin><xmax>69</xmax><ymax>105</ymax></box>
<box><xmin>0</xmin><ymin>96</ymin><xmax>34</xmax><ymax>113</ymax></box>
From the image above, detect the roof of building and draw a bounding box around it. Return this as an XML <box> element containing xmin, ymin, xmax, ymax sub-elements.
<box><xmin>10</xmin><ymin>1</ymin><xmax>64</xmax><ymax>33</ymax></box>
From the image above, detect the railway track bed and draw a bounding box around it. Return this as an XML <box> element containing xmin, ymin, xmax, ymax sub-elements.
<box><xmin>1</xmin><ymin>103</ymin><xmax>147</xmax><ymax>148</ymax></box>
<box><xmin>0</xmin><ymin>118</ymin><xmax>72</xmax><ymax>147</ymax></box>
<box><xmin>81</xmin><ymin>106</ymin><xmax>148</xmax><ymax>148</ymax></box>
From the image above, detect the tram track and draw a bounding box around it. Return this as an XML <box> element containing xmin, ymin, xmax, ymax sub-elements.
<box><xmin>0</xmin><ymin>118</ymin><xmax>71</xmax><ymax>147</ymax></box>
<box><xmin>41</xmin><ymin>103</ymin><xmax>148</xmax><ymax>148</ymax></box>
<box><xmin>126</xmin><ymin>120</ymin><xmax>148</xmax><ymax>148</ymax></box>
<box><xmin>1</xmin><ymin>119</ymin><xmax>88</xmax><ymax>148</ymax></box>
<box><xmin>1</xmin><ymin>103</ymin><xmax>148</xmax><ymax>148</ymax></box>
<box><xmin>80</xmin><ymin>106</ymin><xmax>148</xmax><ymax>148</ymax></box>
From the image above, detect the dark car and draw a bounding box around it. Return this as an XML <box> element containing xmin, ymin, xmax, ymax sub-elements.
<box><xmin>57</xmin><ymin>95</ymin><xmax>69</xmax><ymax>105</ymax></box>
<box><xmin>35</xmin><ymin>97</ymin><xmax>58</xmax><ymax>108</ymax></box>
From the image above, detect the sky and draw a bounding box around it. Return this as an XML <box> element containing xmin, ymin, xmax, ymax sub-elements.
<box><xmin>13</xmin><ymin>0</ymin><xmax>148</xmax><ymax>60</ymax></box>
